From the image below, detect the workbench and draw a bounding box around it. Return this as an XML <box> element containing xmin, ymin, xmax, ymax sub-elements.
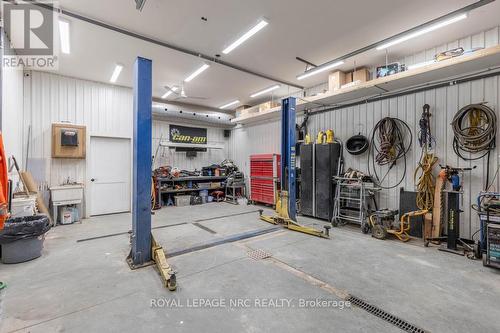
<box><xmin>156</xmin><ymin>176</ymin><xmax>227</xmax><ymax>207</ymax></box>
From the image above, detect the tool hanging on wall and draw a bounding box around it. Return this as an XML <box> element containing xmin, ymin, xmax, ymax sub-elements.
<box><xmin>415</xmin><ymin>104</ymin><xmax>438</xmax><ymax>211</ymax></box>
<box><xmin>451</xmin><ymin>103</ymin><xmax>496</xmax><ymax>190</ymax></box>
<box><xmin>367</xmin><ymin>117</ymin><xmax>412</xmax><ymax>189</ymax></box>
<box><xmin>346</xmin><ymin>134</ymin><xmax>369</xmax><ymax>155</ymax></box>
<box><xmin>418</xmin><ymin>104</ymin><xmax>435</xmax><ymax>150</ymax></box>
<box><xmin>296</xmin><ymin>112</ymin><xmax>309</xmax><ymax>141</ymax></box>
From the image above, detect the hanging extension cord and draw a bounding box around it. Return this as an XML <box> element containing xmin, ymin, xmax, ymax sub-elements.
<box><xmin>415</xmin><ymin>105</ymin><xmax>438</xmax><ymax>210</ymax></box>
<box><xmin>451</xmin><ymin>103</ymin><xmax>497</xmax><ymax>190</ymax></box>
<box><xmin>367</xmin><ymin>117</ymin><xmax>412</xmax><ymax>189</ymax></box>
<box><xmin>414</xmin><ymin>152</ymin><xmax>438</xmax><ymax>210</ymax></box>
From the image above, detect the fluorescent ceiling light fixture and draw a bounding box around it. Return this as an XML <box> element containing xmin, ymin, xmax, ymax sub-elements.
<box><xmin>59</xmin><ymin>19</ymin><xmax>70</xmax><ymax>54</ymax></box>
<box><xmin>184</xmin><ymin>64</ymin><xmax>210</xmax><ymax>82</ymax></box>
<box><xmin>162</xmin><ymin>86</ymin><xmax>178</xmax><ymax>99</ymax></box>
<box><xmin>219</xmin><ymin>100</ymin><xmax>240</xmax><ymax>109</ymax></box>
<box><xmin>297</xmin><ymin>61</ymin><xmax>344</xmax><ymax>80</ymax></box>
<box><xmin>110</xmin><ymin>64</ymin><xmax>124</xmax><ymax>83</ymax></box>
<box><xmin>407</xmin><ymin>60</ymin><xmax>436</xmax><ymax>70</ymax></box>
<box><xmin>222</xmin><ymin>19</ymin><xmax>269</xmax><ymax>54</ymax></box>
<box><xmin>250</xmin><ymin>84</ymin><xmax>281</xmax><ymax>98</ymax></box>
<box><xmin>376</xmin><ymin>13</ymin><xmax>468</xmax><ymax>50</ymax></box>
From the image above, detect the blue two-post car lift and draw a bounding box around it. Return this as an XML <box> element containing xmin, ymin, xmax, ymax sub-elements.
<box><xmin>259</xmin><ymin>97</ymin><xmax>330</xmax><ymax>239</ymax></box>
<box><xmin>126</xmin><ymin>57</ymin><xmax>176</xmax><ymax>291</ymax></box>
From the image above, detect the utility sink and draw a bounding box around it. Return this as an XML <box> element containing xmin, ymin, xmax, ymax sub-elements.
<box><xmin>50</xmin><ymin>184</ymin><xmax>84</xmax><ymax>202</ymax></box>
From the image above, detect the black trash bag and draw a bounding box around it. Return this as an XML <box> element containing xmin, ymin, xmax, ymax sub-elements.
<box><xmin>0</xmin><ymin>215</ymin><xmax>51</xmax><ymax>244</ymax></box>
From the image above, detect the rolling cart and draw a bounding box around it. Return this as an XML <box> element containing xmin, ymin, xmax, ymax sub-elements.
<box><xmin>332</xmin><ymin>177</ymin><xmax>379</xmax><ymax>233</ymax></box>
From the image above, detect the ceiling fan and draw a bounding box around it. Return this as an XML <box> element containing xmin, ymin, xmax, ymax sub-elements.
<box><xmin>164</xmin><ymin>84</ymin><xmax>208</xmax><ymax>101</ymax></box>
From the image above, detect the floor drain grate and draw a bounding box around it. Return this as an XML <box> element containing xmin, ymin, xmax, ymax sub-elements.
<box><xmin>347</xmin><ymin>295</ymin><xmax>429</xmax><ymax>333</ymax></box>
<box><xmin>247</xmin><ymin>249</ymin><xmax>272</xmax><ymax>261</ymax></box>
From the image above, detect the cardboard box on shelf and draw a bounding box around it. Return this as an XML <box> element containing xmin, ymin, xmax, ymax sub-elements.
<box><xmin>259</xmin><ymin>101</ymin><xmax>280</xmax><ymax>112</ymax></box>
<box><xmin>353</xmin><ymin>67</ymin><xmax>370</xmax><ymax>82</ymax></box>
<box><xmin>210</xmin><ymin>182</ymin><xmax>222</xmax><ymax>189</ymax></box>
<box><xmin>328</xmin><ymin>71</ymin><xmax>346</xmax><ymax>91</ymax></box>
<box><xmin>236</xmin><ymin>105</ymin><xmax>252</xmax><ymax>117</ymax></box>
<box><xmin>344</xmin><ymin>71</ymin><xmax>354</xmax><ymax>85</ymax></box>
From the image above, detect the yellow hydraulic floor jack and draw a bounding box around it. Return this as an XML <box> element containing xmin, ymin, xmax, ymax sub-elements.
<box><xmin>259</xmin><ymin>191</ymin><xmax>331</xmax><ymax>239</ymax></box>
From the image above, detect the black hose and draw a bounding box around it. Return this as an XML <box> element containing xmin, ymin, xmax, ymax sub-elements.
<box><xmin>367</xmin><ymin>117</ymin><xmax>412</xmax><ymax>189</ymax></box>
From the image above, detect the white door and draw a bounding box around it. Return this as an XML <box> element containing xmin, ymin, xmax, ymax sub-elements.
<box><xmin>90</xmin><ymin>137</ymin><xmax>131</xmax><ymax>216</ymax></box>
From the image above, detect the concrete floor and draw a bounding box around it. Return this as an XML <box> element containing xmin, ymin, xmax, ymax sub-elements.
<box><xmin>1</xmin><ymin>202</ymin><xmax>499</xmax><ymax>333</ymax></box>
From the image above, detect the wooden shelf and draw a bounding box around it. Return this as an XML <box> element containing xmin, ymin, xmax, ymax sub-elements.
<box><xmin>160</xmin><ymin>187</ymin><xmax>224</xmax><ymax>194</ymax></box>
<box><xmin>159</xmin><ymin>141</ymin><xmax>224</xmax><ymax>150</ymax></box>
<box><xmin>157</xmin><ymin>176</ymin><xmax>227</xmax><ymax>182</ymax></box>
<box><xmin>232</xmin><ymin>45</ymin><xmax>500</xmax><ymax>125</ymax></box>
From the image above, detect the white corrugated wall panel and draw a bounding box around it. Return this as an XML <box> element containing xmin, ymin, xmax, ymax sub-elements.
<box><xmin>152</xmin><ymin>121</ymin><xmax>229</xmax><ymax>171</ymax></box>
<box><xmin>23</xmin><ymin>71</ymin><xmax>230</xmax><ymax>217</ymax></box>
<box><xmin>2</xmin><ymin>66</ymin><xmax>24</xmax><ymax>172</ymax></box>
<box><xmin>229</xmin><ymin>120</ymin><xmax>281</xmax><ymax>177</ymax></box>
<box><xmin>230</xmin><ymin>76</ymin><xmax>500</xmax><ymax>239</ymax></box>
<box><xmin>230</xmin><ymin>27</ymin><xmax>500</xmax><ymax>239</ymax></box>
<box><xmin>23</xmin><ymin>71</ymin><xmax>133</xmax><ymax>189</ymax></box>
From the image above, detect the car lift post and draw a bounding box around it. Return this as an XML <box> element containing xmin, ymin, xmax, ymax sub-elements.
<box><xmin>259</xmin><ymin>97</ymin><xmax>330</xmax><ymax>238</ymax></box>
<box><xmin>282</xmin><ymin>97</ymin><xmax>297</xmax><ymax>220</ymax></box>
<box><xmin>131</xmin><ymin>57</ymin><xmax>152</xmax><ymax>266</ymax></box>
<box><xmin>127</xmin><ymin>57</ymin><xmax>176</xmax><ymax>290</ymax></box>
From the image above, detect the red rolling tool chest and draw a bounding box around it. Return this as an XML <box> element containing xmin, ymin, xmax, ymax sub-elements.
<box><xmin>249</xmin><ymin>154</ymin><xmax>281</xmax><ymax>205</ymax></box>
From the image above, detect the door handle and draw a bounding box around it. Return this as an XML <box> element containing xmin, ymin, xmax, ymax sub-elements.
<box><xmin>91</xmin><ymin>178</ymin><xmax>95</xmax><ymax>182</ymax></box>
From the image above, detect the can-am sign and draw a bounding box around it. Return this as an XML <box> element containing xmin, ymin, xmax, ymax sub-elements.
<box><xmin>170</xmin><ymin>125</ymin><xmax>207</xmax><ymax>145</ymax></box>
<box><xmin>2</xmin><ymin>1</ymin><xmax>59</xmax><ymax>70</ymax></box>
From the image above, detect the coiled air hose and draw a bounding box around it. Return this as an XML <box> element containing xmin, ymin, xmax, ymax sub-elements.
<box><xmin>452</xmin><ymin>103</ymin><xmax>496</xmax><ymax>158</ymax></box>
<box><xmin>452</xmin><ymin>103</ymin><xmax>497</xmax><ymax>189</ymax></box>
<box><xmin>368</xmin><ymin>117</ymin><xmax>412</xmax><ymax>189</ymax></box>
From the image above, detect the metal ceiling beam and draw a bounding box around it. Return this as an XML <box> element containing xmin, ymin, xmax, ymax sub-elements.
<box><xmin>298</xmin><ymin>0</ymin><xmax>496</xmax><ymax>78</ymax></box>
<box><xmin>135</xmin><ymin>0</ymin><xmax>146</xmax><ymax>11</ymax></box>
<box><xmin>25</xmin><ymin>1</ymin><xmax>304</xmax><ymax>90</ymax></box>
<box><xmin>151</xmin><ymin>97</ymin><xmax>225</xmax><ymax>113</ymax></box>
